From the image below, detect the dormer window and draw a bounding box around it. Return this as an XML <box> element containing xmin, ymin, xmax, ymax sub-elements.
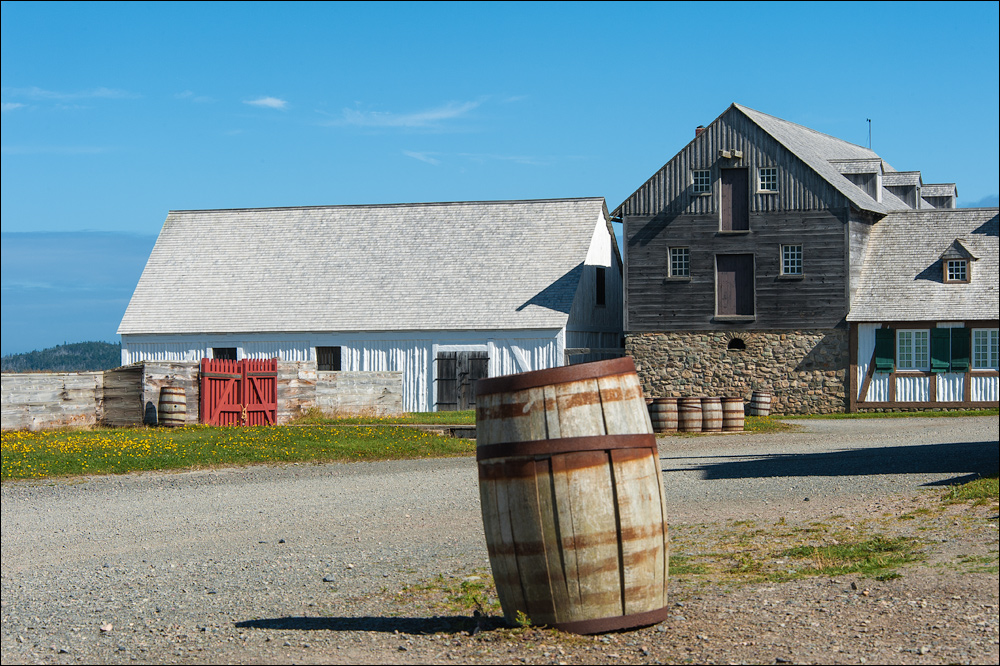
<box><xmin>945</xmin><ymin>259</ymin><xmax>968</xmax><ymax>283</ymax></box>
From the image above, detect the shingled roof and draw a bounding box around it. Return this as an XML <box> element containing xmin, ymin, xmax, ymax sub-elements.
<box><xmin>847</xmin><ymin>209</ymin><xmax>999</xmax><ymax>322</ymax></box>
<box><xmin>118</xmin><ymin>198</ymin><xmax>612</xmax><ymax>335</ymax></box>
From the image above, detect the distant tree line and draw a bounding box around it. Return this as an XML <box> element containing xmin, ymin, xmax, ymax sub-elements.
<box><xmin>1</xmin><ymin>341</ymin><xmax>122</xmax><ymax>373</ymax></box>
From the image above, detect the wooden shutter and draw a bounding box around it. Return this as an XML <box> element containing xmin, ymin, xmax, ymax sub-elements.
<box><xmin>716</xmin><ymin>254</ymin><xmax>754</xmax><ymax>316</ymax></box>
<box><xmin>930</xmin><ymin>329</ymin><xmax>951</xmax><ymax>373</ymax></box>
<box><xmin>950</xmin><ymin>328</ymin><xmax>971</xmax><ymax>372</ymax></box>
<box><xmin>721</xmin><ymin>169</ymin><xmax>749</xmax><ymax>231</ymax></box>
<box><xmin>874</xmin><ymin>328</ymin><xmax>895</xmax><ymax>371</ymax></box>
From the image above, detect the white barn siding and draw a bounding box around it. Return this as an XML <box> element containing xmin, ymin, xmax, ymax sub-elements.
<box><xmin>935</xmin><ymin>373</ymin><xmax>965</xmax><ymax>402</ymax></box>
<box><xmin>895</xmin><ymin>375</ymin><xmax>930</xmax><ymax>402</ymax></box>
<box><xmin>122</xmin><ymin>328</ymin><xmax>565</xmax><ymax>413</ymax></box>
<box><xmin>971</xmin><ymin>375</ymin><xmax>999</xmax><ymax>402</ymax></box>
<box><xmin>856</xmin><ymin>323</ymin><xmax>877</xmax><ymax>400</ymax></box>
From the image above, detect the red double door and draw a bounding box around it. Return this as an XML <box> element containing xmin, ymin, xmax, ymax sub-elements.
<box><xmin>199</xmin><ymin>358</ymin><xmax>278</xmax><ymax>426</ymax></box>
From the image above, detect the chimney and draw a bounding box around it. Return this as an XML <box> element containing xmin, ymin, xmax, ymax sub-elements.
<box><xmin>695</xmin><ymin>125</ymin><xmax>706</xmax><ymax>137</ymax></box>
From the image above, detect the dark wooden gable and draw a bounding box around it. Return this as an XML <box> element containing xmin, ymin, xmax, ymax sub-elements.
<box><xmin>614</xmin><ymin>105</ymin><xmax>852</xmax><ymax>219</ymax></box>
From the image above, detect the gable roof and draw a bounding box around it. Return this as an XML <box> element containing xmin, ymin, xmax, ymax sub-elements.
<box><xmin>118</xmin><ymin>198</ymin><xmax>612</xmax><ymax>335</ymax></box>
<box><xmin>847</xmin><ymin>209</ymin><xmax>999</xmax><ymax>322</ymax></box>
<box><xmin>732</xmin><ymin>104</ymin><xmax>890</xmax><ymax>216</ymax></box>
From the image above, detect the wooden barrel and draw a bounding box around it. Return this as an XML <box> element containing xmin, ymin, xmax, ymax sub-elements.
<box><xmin>475</xmin><ymin>357</ymin><xmax>669</xmax><ymax>634</ymax></box>
<box><xmin>158</xmin><ymin>387</ymin><xmax>187</xmax><ymax>427</ymax></box>
<box><xmin>748</xmin><ymin>390</ymin><xmax>772</xmax><ymax>416</ymax></box>
<box><xmin>701</xmin><ymin>397</ymin><xmax>722</xmax><ymax>432</ymax></box>
<box><xmin>722</xmin><ymin>397</ymin><xmax>745</xmax><ymax>432</ymax></box>
<box><xmin>678</xmin><ymin>397</ymin><xmax>702</xmax><ymax>432</ymax></box>
<box><xmin>648</xmin><ymin>398</ymin><xmax>678</xmax><ymax>433</ymax></box>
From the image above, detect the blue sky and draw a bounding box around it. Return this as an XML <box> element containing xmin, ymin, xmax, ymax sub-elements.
<box><xmin>2</xmin><ymin>1</ymin><xmax>998</xmax><ymax>355</ymax></box>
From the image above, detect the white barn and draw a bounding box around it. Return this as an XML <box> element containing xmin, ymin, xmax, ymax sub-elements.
<box><xmin>118</xmin><ymin>198</ymin><xmax>623</xmax><ymax>412</ymax></box>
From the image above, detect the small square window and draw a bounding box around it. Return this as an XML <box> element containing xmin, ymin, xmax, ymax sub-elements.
<box><xmin>781</xmin><ymin>245</ymin><xmax>802</xmax><ymax>275</ymax></box>
<box><xmin>670</xmin><ymin>247</ymin><xmax>690</xmax><ymax>277</ymax></box>
<box><xmin>759</xmin><ymin>167</ymin><xmax>778</xmax><ymax>192</ymax></box>
<box><xmin>945</xmin><ymin>259</ymin><xmax>968</xmax><ymax>283</ymax></box>
<box><xmin>973</xmin><ymin>329</ymin><xmax>999</xmax><ymax>370</ymax></box>
<box><xmin>317</xmin><ymin>346</ymin><xmax>342</xmax><ymax>371</ymax></box>
<box><xmin>212</xmin><ymin>347</ymin><xmax>238</xmax><ymax>360</ymax></box>
<box><xmin>692</xmin><ymin>170</ymin><xmax>711</xmax><ymax>194</ymax></box>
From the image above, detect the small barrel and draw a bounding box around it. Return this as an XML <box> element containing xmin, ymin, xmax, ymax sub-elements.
<box><xmin>158</xmin><ymin>387</ymin><xmax>187</xmax><ymax>427</ymax></box>
<box><xmin>678</xmin><ymin>397</ymin><xmax>702</xmax><ymax>432</ymax></box>
<box><xmin>748</xmin><ymin>390</ymin><xmax>773</xmax><ymax>416</ymax></box>
<box><xmin>475</xmin><ymin>358</ymin><xmax>669</xmax><ymax>634</ymax></box>
<box><xmin>722</xmin><ymin>397</ymin><xmax>745</xmax><ymax>432</ymax></box>
<box><xmin>701</xmin><ymin>397</ymin><xmax>723</xmax><ymax>432</ymax></box>
<box><xmin>648</xmin><ymin>398</ymin><xmax>678</xmax><ymax>433</ymax></box>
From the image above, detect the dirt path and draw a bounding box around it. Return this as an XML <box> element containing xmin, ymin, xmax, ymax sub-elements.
<box><xmin>2</xmin><ymin>417</ymin><xmax>997</xmax><ymax>664</ymax></box>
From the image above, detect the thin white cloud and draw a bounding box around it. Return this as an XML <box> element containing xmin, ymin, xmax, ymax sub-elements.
<box><xmin>403</xmin><ymin>150</ymin><xmax>442</xmax><ymax>166</ymax></box>
<box><xmin>1</xmin><ymin>145</ymin><xmax>112</xmax><ymax>155</ymax></box>
<box><xmin>334</xmin><ymin>100</ymin><xmax>481</xmax><ymax>128</ymax></box>
<box><xmin>1</xmin><ymin>102</ymin><xmax>25</xmax><ymax>112</ymax></box>
<box><xmin>244</xmin><ymin>96</ymin><xmax>288</xmax><ymax>110</ymax></box>
<box><xmin>2</xmin><ymin>86</ymin><xmax>139</xmax><ymax>100</ymax></box>
<box><xmin>175</xmin><ymin>90</ymin><xmax>215</xmax><ymax>103</ymax></box>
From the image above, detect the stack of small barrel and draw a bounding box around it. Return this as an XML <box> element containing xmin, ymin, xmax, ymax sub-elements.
<box><xmin>647</xmin><ymin>390</ymin><xmax>772</xmax><ymax>433</ymax></box>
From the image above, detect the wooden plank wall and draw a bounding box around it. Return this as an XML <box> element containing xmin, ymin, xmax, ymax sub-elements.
<box><xmin>625</xmin><ymin>209</ymin><xmax>850</xmax><ymax>331</ymax></box>
<box><xmin>316</xmin><ymin>371</ymin><xmax>403</xmax><ymax>416</ymax></box>
<box><xmin>103</xmin><ymin>365</ymin><xmax>145</xmax><ymax>427</ymax></box>
<box><xmin>1</xmin><ymin>372</ymin><xmax>103</xmax><ymax>431</ymax></box>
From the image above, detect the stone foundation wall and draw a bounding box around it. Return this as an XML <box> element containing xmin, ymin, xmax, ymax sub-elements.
<box><xmin>626</xmin><ymin>329</ymin><xmax>849</xmax><ymax>414</ymax></box>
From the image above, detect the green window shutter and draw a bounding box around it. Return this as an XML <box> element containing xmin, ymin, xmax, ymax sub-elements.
<box><xmin>950</xmin><ymin>328</ymin><xmax>971</xmax><ymax>373</ymax></box>
<box><xmin>930</xmin><ymin>329</ymin><xmax>951</xmax><ymax>373</ymax></box>
<box><xmin>874</xmin><ymin>328</ymin><xmax>894</xmax><ymax>372</ymax></box>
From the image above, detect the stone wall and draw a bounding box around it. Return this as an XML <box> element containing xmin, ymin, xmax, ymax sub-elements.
<box><xmin>626</xmin><ymin>328</ymin><xmax>849</xmax><ymax>414</ymax></box>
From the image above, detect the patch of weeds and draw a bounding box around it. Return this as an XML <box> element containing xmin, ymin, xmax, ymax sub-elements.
<box><xmin>669</xmin><ymin>555</ymin><xmax>710</xmax><ymax>576</ymax></box>
<box><xmin>943</xmin><ymin>475</ymin><xmax>999</xmax><ymax>506</ymax></box>
<box><xmin>776</xmin><ymin>535</ymin><xmax>924</xmax><ymax>580</ymax></box>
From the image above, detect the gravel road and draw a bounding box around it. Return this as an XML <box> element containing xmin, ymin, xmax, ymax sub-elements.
<box><xmin>2</xmin><ymin>416</ymin><xmax>998</xmax><ymax>664</ymax></box>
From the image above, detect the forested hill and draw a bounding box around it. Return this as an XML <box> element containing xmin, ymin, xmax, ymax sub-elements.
<box><xmin>1</xmin><ymin>341</ymin><xmax>122</xmax><ymax>373</ymax></box>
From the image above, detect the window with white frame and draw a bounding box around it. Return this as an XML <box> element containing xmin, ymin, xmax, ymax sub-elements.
<box><xmin>945</xmin><ymin>259</ymin><xmax>968</xmax><ymax>283</ymax></box>
<box><xmin>781</xmin><ymin>244</ymin><xmax>803</xmax><ymax>275</ymax></box>
<box><xmin>670</xmin><ymin>247</ymin><xmax>690</xmax><ymax>277</ymax></box>
<box><xmin>972</xmin><ymin>329</ymin><xmax>999</xmax><ymax>370</ymax></box>
<box><xmin>758</xmin><ymin>167</ymin><xmax>778</xmax><ymax>192</ymax></box>
<box><xmin>896</xmin><ymin>330</ymin><xmax>930</xmax><ymax>371</ymax></box>
<box><xmin>692</xmin><ymin>170</ymin><xmax>711</xmax><ymax>194</ymax></box>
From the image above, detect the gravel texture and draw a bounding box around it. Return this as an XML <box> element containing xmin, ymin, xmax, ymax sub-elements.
<box><xmin>2</xmin><ymin>416</ymin><xmax>998</xmax><ymax>664</ymax></box>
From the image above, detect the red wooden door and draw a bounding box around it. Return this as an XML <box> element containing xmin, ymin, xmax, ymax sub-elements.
<box><xmin>200</xmin><ymin>358</ymin><xmax>278</xmax><ymax>426</ymax></box>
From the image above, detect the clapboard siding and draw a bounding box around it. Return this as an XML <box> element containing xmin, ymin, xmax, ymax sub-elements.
<box><xmin>625</xmin><ymin>209</ymin><xmax>849</xmax><ymax>330</ymax></box>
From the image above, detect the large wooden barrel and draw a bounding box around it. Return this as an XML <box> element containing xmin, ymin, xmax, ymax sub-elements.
<box><xmin>475</xmin><ymin>357</ymin><xmax>669</xmax><ymax>634</ymax></box>
<box><xmin>678</xmin><ymin>397</ymin><xmax>702</xmax><ymax>432</ymax></box>
<box><xmin>748</xmin><ymin>390</ymin><xmax>773</xmax><ymax>416</ymax></box>
<box><xmin>158</xmin><ymin>387</ymin><xmax>187</xmax><ymax>427</ymax></box>
<box><xmin>648</xmin><ymin>398</ymin><xmax>678</xmax><ymax>433</ymax></box>
<box><xmin>722</xmin><ymin>397</ymin><xmax>745</xmax><ymax>432</ymax></box>
<box><xmin>701</xmin><ymin>397</ymin><xmax>722</xmax><ymax>432</ymax></box>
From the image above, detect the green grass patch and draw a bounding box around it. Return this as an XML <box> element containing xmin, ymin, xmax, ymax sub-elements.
<box><xmin>290</xmin><ymin>408</ymin><xmax>476</xmax><ymax>425</ymax></box>
<box><xmin>1</xmin><ymin>425</ymin><xmax>475</xmax><ymax>481</ymax></box>
<box><xmin>775</xmin><ymin>536</ymin><xmax>924</xmax><ymax>580</ymax></box>
<box><xmin>743</xmin><ymin>415</ymin><xmax>797</xmax><ymax>433</ymax></box>
<box><xmin>783</xmin><ymin>408</ymin><xmax>998</xmax><ymax>419</ymax></box>
<box><xmin>942</xmin><ymin>474</ymin><xmax>999</xmax><ymax>506</ymax></box>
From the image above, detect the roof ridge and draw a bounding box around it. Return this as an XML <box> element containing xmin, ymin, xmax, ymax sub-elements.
<box><xmin>169</xmin><ymin>197</ymin><xmax>605</xmax><ymax>214</ymax></box>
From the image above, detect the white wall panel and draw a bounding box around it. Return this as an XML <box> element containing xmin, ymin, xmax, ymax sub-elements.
<box><xmin>856</xmin><ymin>324</ymin><xmax>877</xmax><ymax>399</ymax></box>
<box><xmin>895</xmin><ymin>375</ymin><xmax>930</xmax><ymax>402</ymax></box>
<box><xmin>971</xmin><ymin>375</ymin><xmax>999</xmax><ymax>402</ymax></box>
<box><xmin>867</xmin><ymin>373</ymin><xmax>891</xmax><ymax>402</ymax></box>
<box><xmin>935</xmin><ymin>373</ymin><xmax>965</xmax><ymax>402</ymax></box>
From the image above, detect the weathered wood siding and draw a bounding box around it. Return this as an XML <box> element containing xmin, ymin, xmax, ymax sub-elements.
<box><xmin>625</xmin><ymin>209</ymin><xmax>850</xmax><ymax>331</ymax></box>
<box><xmin>317</xmin><ymin>371</ymin><xmax>403</xmax><ymax>416</ymax></box>
<box><xmin>1</xmin><ymin>372</ymin><xmax>103</xmax><ymax>431</ymax></box>
<box><xmin>142</xmin><ymin>361</ymin><xmax>201</xmax><ymax>425</ymax></box>
<box><xmin>103</xmin><ymin>365</ymin><xmax>145</xmax><ymax>427</ymax></box>
<box><xmin>616</xmin><ymin>107</ymin><xmax>851</xmax><ymax>218</ymax></box>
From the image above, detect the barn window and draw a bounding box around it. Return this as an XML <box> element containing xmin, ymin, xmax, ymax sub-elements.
<box><xmin>781</xmin><ymin>245</ymin><xmax>803</xmax><ymax>275</ymax></box>
<box><xmin>212</xmin><ymin>347</ymin><xmax>238</xmax><ymax>360</ymax></box>
<box><xmin>595</xmin><ymin>267</ymin><xmax>606</xmax><ymax>306</ymax></box>
<box><xmin>669</xmin><ymin>247</ymin><xmax>690</xmax><ymax>277</ymax></box>
<box><xmin>692</xmin><ymin>169</ymin><xmax>711</xmax><ymax>194</ymax></box>
<box><xmin>316</xmin><ymin>346</ymin><xmax>342</xmax><ymax>371</ymax></box>
<box><xmin>727</xmin><ymin>338</ymin><xmax>746</xmax><ymax>351</ymax></box>
<box><xmin>758</xmin><ymin>167</ymin><xmax>778</xmax><ymax>192</ymax></box>
<box><xmin>973</xmin><ymin>329</ymin><xmax>999</xmax><ymax>370</ymax></box>
<box><xmin>944</xmin><ymin>259</ymin><xmax>968</xmax><ymax>283</ymax></box>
